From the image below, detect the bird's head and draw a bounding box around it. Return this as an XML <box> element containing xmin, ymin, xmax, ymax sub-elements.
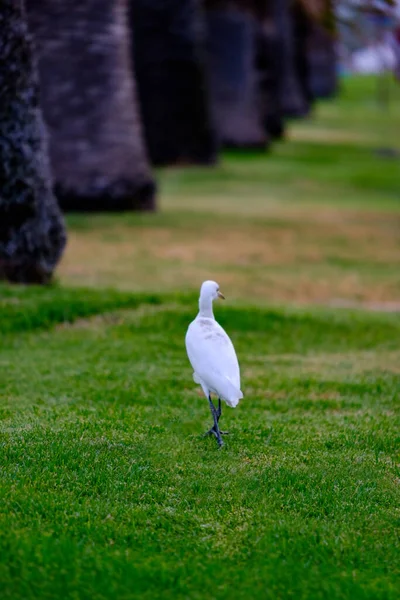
<box><xmin>200</xmin><ymin>280</ymin><xmax>225</xmax><ymax>302</ymax></box>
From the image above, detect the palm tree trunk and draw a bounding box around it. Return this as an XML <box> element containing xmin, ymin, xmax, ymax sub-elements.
<box><xmin>26</xmin><ymin>0</ymin><xmax>156</xmax><ymax>212</ymax></box>
<box><xmin>273</xmin><ymin>0</ymin><xmax>310</xmax><ymax>118</ymax></box>
<box><xmin>255</xmin><ymin>2</ymin><xmax>285</xmax><ymax>139</ymax></box>
<box><xmin>0</xmin><ymin>0</ymin><xmax>66</xmax><ymax>284</ymax></box>
<box><xmin>204</xmin><ymin>1</ymin><xmax>268</xmax><ymax>149</ymax></box>
<box><xmin>129</xmin><ymin>0</ymin><xmax>217</xmax><ymax>166</ymax></box>
<box><xmin>305</xmin><ymin>6</ymin><xmax>337</xmax><ymax>99</ymax></box>
<box><xmin>292</xmin><ymin>1</ymin><xmax>313</xmax><ymax>106</ymax></box>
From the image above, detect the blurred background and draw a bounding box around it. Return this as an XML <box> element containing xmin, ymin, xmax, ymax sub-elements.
<box><xmin>2</xmin><ymin>0</ymin><xmax>400</xmax><ymax>306</ymax></box>
<box><xmin>1</xmin><ymin>5</ymin><xmax>400</xmax><ymax>595</ymax></box>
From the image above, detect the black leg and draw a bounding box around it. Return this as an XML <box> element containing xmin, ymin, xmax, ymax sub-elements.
<box><xmin>216</xmin><ymin>398</ymin><xmax>222</xmax><ymax>421</ymax></box>
<box><xmin>215</xmin><ymin>398</ymin><xmax>229</xmax><ymax>434</ymax></box>
<box><xmin>206</xmin><ymin>396</ymin><xmax>223</xmax><ymax>447</ymax></box>
<box><xmin>204</xmin><ymin>397</ymin><xmax>229</xmax><ymax>444</ymax></box>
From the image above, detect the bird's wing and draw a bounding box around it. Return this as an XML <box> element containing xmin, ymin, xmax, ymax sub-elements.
<box><xmin>185</xmin><ymin>318</ymin><xmax>241</xmax><ymax>402</ymax></box>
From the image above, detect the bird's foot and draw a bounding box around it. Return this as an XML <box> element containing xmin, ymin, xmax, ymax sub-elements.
<box><xmin>204</xmin><ymin>425</ymin><xmax>229</xmax><ymax>437</ymax></box>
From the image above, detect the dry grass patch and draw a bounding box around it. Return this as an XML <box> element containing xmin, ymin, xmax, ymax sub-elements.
<box><xmin>289</xmin><ymin>126</ymin><xmax>372</xmax><ymax>144</ymax></box>
<box><xmin>60</xmin><ymin>207</ymin><xmax>400</xmax><ymax>305</ymax></box>
<box><xmin>245</xmin><ymin>349</ymin><xmax>400</xmax><ymax>376</ymax></box>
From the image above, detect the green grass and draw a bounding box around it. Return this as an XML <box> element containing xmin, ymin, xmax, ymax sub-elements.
<box><xmin>0</xmin><ymin>286</ymin><xmax>399</xmax><ymax>599</ymax></box>
<box><xmin>157</xmin><ymin>75</ymin><xmax>400</xmax><ymax>212</ymax></box>
<box><xmin>1</xmin><ymin>76</ymin><xmax>400</xmax><ymax>598</ymax></box>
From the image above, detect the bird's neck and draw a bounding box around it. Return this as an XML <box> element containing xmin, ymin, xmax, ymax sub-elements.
<box><xmin>198</xmin><ymin>296</ymin><xmax>214</xmax><ymax>319</ymax></box>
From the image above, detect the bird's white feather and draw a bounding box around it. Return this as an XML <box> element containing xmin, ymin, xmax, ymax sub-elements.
<box><xmin>185</xmin><ymin>316</ymin><xmax>243</xmax><ymax>407</ymax></box>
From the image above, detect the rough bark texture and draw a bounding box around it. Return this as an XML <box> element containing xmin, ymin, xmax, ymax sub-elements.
<box><xmin>292</xmin><ymin>2</ymin><xmax>313</xmax><ymax>106</ymax></box>
<box><xmin>129</xmin><ymin>0</ymin><xmax>217</xmax><ymax>166</ymax></box>
<box><xmin>26</xmin><ymin>0</ymin><xmax>156</xmax><ymax>212</ymax></box>
<box><xmin>0</xmin><ymin>0</ymin><xmax>66</xmax><ymax>284</ymax></box>
<box><xmin>273</xmin><ymin>0</ymin><xmax>310</xmax><ymax>118</ymax></box>
<box><xmin>306</xmin><ymin>16</ymin><xmax>337</xmax><ymax>99</ymax></box>
<box><xmin>255</xmin><ymin>2</ymin><xmax>285</xmax><ymax>139</ymax></box>
<box><xmin>204</xmin><ymin>1</ymin><xmax>268</xmax><ymax>148</ymax></box>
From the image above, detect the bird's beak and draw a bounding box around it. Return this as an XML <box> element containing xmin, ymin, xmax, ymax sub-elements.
<box><xmin>217</xmin><ymin>291</ymin><xmax>225</xmax><ymax>300</ymax></box>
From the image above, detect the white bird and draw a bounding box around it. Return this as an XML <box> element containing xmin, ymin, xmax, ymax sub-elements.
<box><xmin>185</xmin><ymin>280</ymin><xmax>243</xmax><ymax>447</ymax></box>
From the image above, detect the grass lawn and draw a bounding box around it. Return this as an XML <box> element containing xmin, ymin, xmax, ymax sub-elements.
<box><xmin>1</xmin><ymin>76</ymin><xmax>399</xmax><ymax>599</ymax></box>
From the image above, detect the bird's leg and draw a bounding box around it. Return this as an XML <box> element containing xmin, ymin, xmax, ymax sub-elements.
<box><xmin>214</xmin><ymin>398</ymin><xmax>229</xmax><ymax>435</ymax></box>
<box><xmin>216</xmin><ymin>398</ymin><xmax>222</xmax><ymax>421</ymax></box>
<box><xmin>205</xmin><ymin>396</ymin><xmax>224</xmax><ymax>447</ymax></box>
<box><xmin>204</xmin><ymin>397</ymin><xmax>229</xmax><ymax>442</ymax></box>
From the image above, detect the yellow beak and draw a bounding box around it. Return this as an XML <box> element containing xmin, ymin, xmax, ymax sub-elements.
<box><xmin>217</xmin><ymin>291</ymin><xmax>225</xmax><ymax>300</ymax></box>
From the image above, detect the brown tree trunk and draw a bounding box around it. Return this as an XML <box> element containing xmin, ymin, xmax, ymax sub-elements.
<box><xmin>204</xmin><ymin>1</ymin><xmax>269</xmax><ymax>149</ymax></box>
<box><xmin>305</xmin><ymin>3</ymin><xmax>337</xmax><ymax>99</ymax></box>
<box><xmin>273</xmin><ymin>0</ymin><xmax>310</xmax><ymax>118</ymax></box>
<box><xmin>26</xmin><ymin>0</ymin><xmax>156</xmax><ymax>212</ymax></box>
<box><xmin>129</xmin><ymin>0</ymin><xmax>217</xmax><ymax>166</ymax></box>
<box><xmin>292</xmin><ymin>1</ymin><xmax>313</xmax><ymax>106</ymax></box>
<box><xmin>255</xmin><ymin>1</ymin><xmax>285</xmax><ymax>139</ymax></box>
<box><xmin>0</xmin><ymin>0</ymin><xmax>66</xmax><ymax>284</ymax></box>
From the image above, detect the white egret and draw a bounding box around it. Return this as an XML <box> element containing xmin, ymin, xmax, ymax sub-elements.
<box><xmin>185</xmin><ymin>281</ymin><xmax>243</xmax><ymax>447</ymax></box>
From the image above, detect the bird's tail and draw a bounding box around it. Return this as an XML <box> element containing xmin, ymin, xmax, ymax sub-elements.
<box><xmin>224</xmin><ymin>391</ymin><xmax>243</xmax><ymax>408</ymax></box>
<box><xmin>193</xmin><ymin>372</ymin><xmax>243</xmax><ymax>408</ymax></box>
<box><xmin>223</xmin><ymin>381</ymin><xmax>243</xmax><ymax>408</ymax></box>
